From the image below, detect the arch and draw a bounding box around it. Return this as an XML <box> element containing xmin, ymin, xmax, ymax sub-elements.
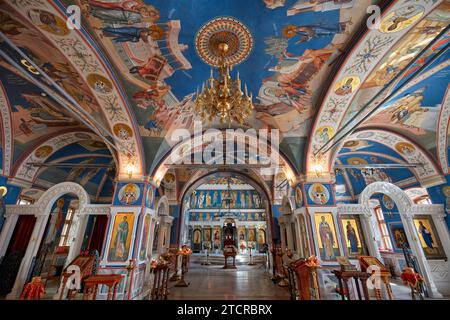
<box><xmin>358</xmin><ymin>181</ymin><xmax>443</xmax><ymax>298</ymax></box>
<box><xmin>4</xmin><ymin>182</ymin><xmax>91</xmax><ymax>298</ymax></box>
<box><xmin>281</xmin><ymin>195</ymin><xmax>294</xmax><ymax>216</ymax></box>
<box><xmin>6</xmin><ymin>1</ymin><xmax>144</xmax><ymax>178</ymax></box>
<box><xmin>177</xmin><ymin>170</ymin><xmax>275</xmax><ymax>248</ymax></box>
<box><xmin>0</xmin><ymin>82</ymin><xmax>13</xmax><ymax>176</ymax></box>
<box><xmin>333</xmin><ymin>129</ymin><xmax>444</xmax><ymax>187</ymax></box>
<box><xmin>34</xmin><ymin>181</ymin><xmax>90</xmax><ymax>216</ymax></box>
<box><xmin>156</xmin><ymin>195</ymin><xmax>170</xmax><ymax>216</ymax></box>
<box><xmin>12</xmin><ymin>130</ymin><xmax>109</xmax><ymax>185</ymax></box>
<box><xmin>306</xmin><ymin>0</ymin><xmax>442</xmax><ymax>174</ymax></box>
<box><xmin>437</xmin><ymin>86</ymin><xmax>450</xmax><ymax>174</ymax></box>
<box><xmin>151</xmin><ymin>129</ymin><xmax>297</xmax><ymax>187</ymax></box>
<box><xmin>359</xmin><ymin>181</ymin><xmax>413</xmax><ymax>216</ymax></box>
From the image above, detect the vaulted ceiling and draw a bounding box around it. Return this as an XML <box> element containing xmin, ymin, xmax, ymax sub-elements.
<box><xmin>0</xmin><ymin>0</ymin><xmax>448</xmax><ymax>201</ymax></box>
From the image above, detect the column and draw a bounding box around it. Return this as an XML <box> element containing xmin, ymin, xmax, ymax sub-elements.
<box><xmin>7</xmin><ymin>214</ymin><xmax>49</xmax><ymax>299</ymax></box>
<box><xmin>52</xmin><ymin>209</ymin><xmax>90</xmax><ymax>300</ymax></box>
<box><xmin>157</xmin><ymin>215</ymin><xmax>174</xmax><ymax>255</ymax></box>
<box><xmin>279</xmin><ymin>218</ymin><xmax>287</xmax><ymax>250</ymax></box>
<box><xmin>65</xmin><ymin>210</ymin><xmax>89</xmax><ymax>267</ymax></box>
<box><xmin>285</xmin><ymin>219</ymin><xmax>294</xmax><ymax>251</ymax></box>
<box><xmin>99</xmin><ymin>181</ymin><xmax>149</xmax><ymax>300</ymax></box>
<box><xmin>431</xmin><ymin>214</ymin><xmax>450</xmax><ymax>259</ymax></box>
<box><xmin>360</xmin><ymin>214</ymin><xmax>382</xmax><ymax>261</ymax></box>
<box><xmin>144</xmin><ymin>216</ymin><xmax>157</xmax><ymax>284</ymax></box>
<box><xmin>401</xmin><ymin>214</ymin><xmax>442</xmax><ymax>298</ymax></box>
<box><xmin>295</xmin><ymin>215</ymin><xmax>304</xmax><ymax>257</ymax></box>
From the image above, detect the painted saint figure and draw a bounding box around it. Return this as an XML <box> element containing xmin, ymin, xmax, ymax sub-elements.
<box><xmin>253</xmin><ymin>193</ymin><xmax>261</xmax><ymax>208</ymax></box>
<box><xmin>240</xmin><ymin>191</ymin><xmax>246</xmax><ymax>208</ymax></box>
<box><xmin>120</xmin><ymin>184</ymin><xmax>137</xmax><ymax>204</ymax></box>
<box><xmin>101</xmin><ymin>26</ymin><xmax>163</xmax><ymax>43</ymax></box>
<box><xmin>212</xmin><ymin>191</ymin><xmax>219</xmax><ymax>207</ymax></box>
<box><xmin>198</xmin><ymin>191</ymin><xmax>205</xmax><ymax>208</ymax></box>
<box><xmin>205</xmin><ymin>192</ymin><xmax>212</xmax><ymax>208</ymax></box>
<box><xmin>113</xmin><ymin>216</ymin><xmax>129</xmax><ymax>260</ymax></box>
<box><xmin>190</xmin><ymin>191</ymin><xmax>197</xmax><ymax>208</ymax></box>
<box><xmin>346</xmin><ymin>221</ymin><xmax>359</xmax><ymax>253</ymax></box>
<box><xmin>87</xmin><ymin>0</ymin><xmax>160</xmax><ymax>24</ymax></box>
<box><xmin>319</xmin><ymin>216</ymin><xmax>335</xmax><ymax>259</ymax></box>
<box><xmin>283</xmin><ymin>21</ymin><xmax>352</xmax><ymax>44</ymax></box>
<box><xmin>417</xmin><ymin>221</ymin><xmax>434</xmax><ymax>249</ymax></box>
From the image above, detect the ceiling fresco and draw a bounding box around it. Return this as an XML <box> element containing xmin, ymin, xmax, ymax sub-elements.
<box><xmin>70</xmin><ymin>0</ymin><xmax>371</xmax><ymax>170</ymax></box>
<box><xmin>335</xmin><ymin>152</ymin><xmax>419</xmax><ymax>201</ymax></box>
<box><xmin>1</xmin><ymin>0</ymin><xmax>144</xmax><ymax>178</ymax></box>
<box><xmin>308</xmin><ymin>0</ymin><xmax>448</xmax><ymax>173</ymax></box>
<box><xmin>0</xmin><ymin>0</ymin><xmax>448</xmax><ymax>196</ymax></box>
<box><xmin>32</xmin><ymin>139</ymin><xmax>115</xmax><ymax>201</ymax></box>
<box><xmin>363</xmin><ymin>65</ymin><xmax>450</xmax><ymax>151</ymax></box>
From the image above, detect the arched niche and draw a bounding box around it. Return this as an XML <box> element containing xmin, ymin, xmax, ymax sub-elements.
<box><xmin>358</xmin><ymin>181</ymin><xmax>445</xmax><ymax>298</ymax></box>
<box><xmin>279</xmin><ymin>196</ymin><xmax>295</xmax><ymax>253</ymax></box>
<box><xmin>178</xmin><ymin>170</ymin><xmax>274</xmax><ymax>253</ymax></box>
<box><xmin>153</xmin><ymin>196</ymin><xmax>173</xmax><ymax>256</ymax></box>
<box><xmin>3</xmin><ymin>182</ymin><xmax>91</xmax><ymax>298</ymax></box>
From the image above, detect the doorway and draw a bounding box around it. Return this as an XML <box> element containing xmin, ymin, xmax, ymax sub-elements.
<box><xmin>0</xmin><ymin>215</ymin><xmax>36</xmax><ymax>296</ymax></box>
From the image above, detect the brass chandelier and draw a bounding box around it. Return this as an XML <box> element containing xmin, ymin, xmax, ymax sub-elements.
<box><xmin>194</xmin><ymin>43</ymin><xmax>254</xmax><ymax>124</ymax></box>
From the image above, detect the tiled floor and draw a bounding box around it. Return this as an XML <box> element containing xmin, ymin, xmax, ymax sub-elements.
<box><xmin>166</xmin><ymin>262</ymin><xmax>291</xmax><ymax>300</ymax></box>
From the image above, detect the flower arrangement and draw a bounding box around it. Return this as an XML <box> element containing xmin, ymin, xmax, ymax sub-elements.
<box><xmin>401</xmin><ymin>267</ymin><xmax>424</xmax><ymax>288</ymax></box>
<box><xmin>178</xmin><ymin>245</ymin><xmax>193</xmax><ymax>255</ymax></box>
<box><xmin>305</xmin><ymin>255</ymin><xmax>320</xmax><ymax>268</ymax></box>
<box><xmin>150</xmin><ymin>259</ymin><xmax>158</xmax><ymax>269</ymax></box>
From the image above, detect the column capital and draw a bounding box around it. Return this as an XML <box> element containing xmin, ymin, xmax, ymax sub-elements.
<box><xmin>160</xmin><ymin>215</ymin><xmax>174</xmax><ymax>225</ymax></box>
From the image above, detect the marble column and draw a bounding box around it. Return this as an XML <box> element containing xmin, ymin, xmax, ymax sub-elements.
<box><xmin>401</xmin><ymin>214</ymin><xmax>442</xmax><ymax>298</ymax></box>
<box><xmin>431</xmin><ymin>214</ymin><xmax>450</xmax><ymax>259</ymax></box>
<box><xmin>157</xmin><ymin>215</ymin><xmax>174</xmax><ymax>255</ymax></box>
<box><xmin>65</xmin><ymin>210</ymin><xmax>89</xmax><ymax>267</ymax></box>
<box><xmin>144</xmin><ymin>216</ymin><xmax>158</xmax><ymax>284</ymax></box>
<box><xmin>285</xmin><ymin>220</ymin><xmax>294</xmax><ymax>251</ymax></box>
<box><xmin>360</xmin><ymin>214</ymin><xmax>382</xmax><ymax>261</ymax></box>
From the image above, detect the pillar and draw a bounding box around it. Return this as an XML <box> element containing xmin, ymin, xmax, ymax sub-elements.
<box><xmin>401</xmin><ymin>213</ymin><xmax>442</xmax><ymax>298</ymax></box>
<box><xmin>285</xmin><ymin>219</ymin><xmax>294</xmax><ymax>251</ymax></box>
<box><xmin>144</xmin><ymin>216</ymin><xmax>158</xmax><ymax>283</ymax></box>
<box><xmin>360</xmin><ymin>214</ymin><xmax>382</xmax><ymax>261</ymax></box>
<box><xmin>65</xmin><ymin>210</ymin><xmax>89</xmax><ymax>267</ymax></box>
<box><xmin>157</xmin><ymin>215</ymin><xmax>174</xmax><ymax>255</ymax></box>
<box><xmin>98</xmin><ymin>181</ymin><xmax>155</xmax><ymax>300</ymax></box>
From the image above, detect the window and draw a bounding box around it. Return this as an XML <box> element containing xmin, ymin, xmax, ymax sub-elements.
<box><xmin>415</xmin><ymin>196</ymin><xmax>431</xmax><ymax>204</ymax></box>
<box><xmin>374</xmin><ymin>206</ymin><xmax>393</xmax><ymax>251</ymax></box>
<box><xmin>59</xmin><ymin>207</ymin><xmax>76</xmax><ymax>247</ymax></box>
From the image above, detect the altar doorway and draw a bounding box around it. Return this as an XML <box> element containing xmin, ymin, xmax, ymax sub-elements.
<box><xmin>180</xmin><ymin>172</ymin><xmax>272</xmax><ymax>255</ymax></box>
<box><xmin>223</xmin><ymin>218</ymin><xmax>238</xmax><ymax>248</ymax></box>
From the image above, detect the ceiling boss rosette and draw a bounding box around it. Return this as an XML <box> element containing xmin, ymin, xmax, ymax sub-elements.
<box><xmin>194</xmin><ymin>17</ymin><xmax>254</xmax><ymax>125</ymax></box>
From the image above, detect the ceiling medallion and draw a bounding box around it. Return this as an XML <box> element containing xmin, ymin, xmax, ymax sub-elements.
<box><xmin>195</xmin><ymin>17</ymin><xmax>253</xmax><ymax>67</ymax></box>
<box><xmin>194</xmin><ymin>17</ymin><xmax>254</xmax><ymax>124</ymax></box>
